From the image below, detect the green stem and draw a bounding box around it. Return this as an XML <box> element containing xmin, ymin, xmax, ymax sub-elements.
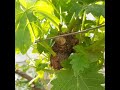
<box><xmin>80</xmin><ymin>10</ymin><xmax>86</xmax><ymax>43</ymax></box>
<box><xmin>59</xmin><ymin>6</ymin><xmax>62</xmax><ymax>33</ymax></box>
<box><xmin>81</xmin><ymin>10</ymin><xmax>86</xmax><ymax>30</ymax></box>
<box><xmin>59</xmin><ymin>6</ymin><xmax>62</xmax><ymax>23</ymax></box>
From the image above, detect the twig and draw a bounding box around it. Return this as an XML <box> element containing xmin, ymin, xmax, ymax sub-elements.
<box><xmin>15</xmin><ymin>70</ymin><xmax>45</xmax><ymax>90</ymax></box>
<box><xmin>35</xmin><ymin>25</ymin><xmax>105</xmax><ymax>43</ymax></box>
<box><xmin>15</xmin><ymin>70</ymin><xmax>33</xmax><ymax>81</ymax></box>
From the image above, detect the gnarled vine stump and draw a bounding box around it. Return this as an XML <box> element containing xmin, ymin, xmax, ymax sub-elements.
<box><xmin>50</xmin><ymin>34</ymin><xmax>79</xmax><ymax>70</ymax></box>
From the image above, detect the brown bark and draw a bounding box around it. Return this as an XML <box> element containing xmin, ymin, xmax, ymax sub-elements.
<box><xmin>15</xmin><ymin>70</ymin><xmax>45</xmax><ymax>90</ymax></box>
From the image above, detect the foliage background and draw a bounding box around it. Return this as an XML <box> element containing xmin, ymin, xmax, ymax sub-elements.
<box><xmin>15</xmin><ymin>0</ymin><xmax>105</xmax><ymax>90</ymax></box>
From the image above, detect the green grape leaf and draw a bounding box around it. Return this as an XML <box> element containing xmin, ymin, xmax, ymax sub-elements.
<box><xmin>37</xmin><ymin>41</ymin><xmax>56</xmax><ymax>56</ymax></box>
<box><xmin>26</xmin><ymin>10</ymin><xmax>38</xmax><ymax>22</ymax></box>
<box><xmin>41</xmin><ymin>20</ymin><xmax>51</xmax><ymax>35</ymax></box>
<box><xmin>26</xmin><ymin>10</ymin><xmax>43</xmax><ymax>40</ymax></box>
<box><xmin>61</xmin><ymin>59</ymin><xmax>72</xmax><ymax>70</ymax></box>
<box><xmin>15</xmin><ymin>13</ymin><xmax>32</xmax><ymax>54</ymax></box>
<box><xmin>67</xmin><ymin>13</ymin><xmax>82</xmax><ymax>32</ymax></box>
<box><xmin>19</xmin><ymin>0</ymin><xmax>37</xmax><ymax>9</ymax></box>
<box><xmin>52</xmin><ymin>0</ymin><xmax>82</xmax><ymax>25</ymax></box>
<box><xmin>33</xmin><ymin>0</ymin><xmax>54</xmax><ymax>15</ymax></box>
<box><xmin>51</xmin><ymin>65</ymin><xmax>104</xmax><ymax>90</ymax></box>
<box><xmin>34</xmin><ymin>11</ymin><xmax>60</xmax><ymax>29</ymax></box>
<box><xmin>47</xmin><ymin>28</ymin><xmax>58</xmax><ymax>38</ymax></box>
<box><xmin>85</xmin><ymin>37</ymin><xmax>105</xmax><ymax>62</ymax></box>
<box><xmin>69</xmin><ymin>45</ymin><xmax>89</xmax><ymax>76</ymax></box>
<box><xmin>15</xmin><ymin>12</ymin><xmax>35</xmax><ymax>54</ymax></box>
<box><xmin>30</xmin><ymin>22</ymin><xmax>43</xmax><ymax>38</ymax></box>
<box><xmin>69</xmin><ymin>53</ymin><xmax>89</xmax><ymax>76</ymax></box>
<box><xmin>86</xmin><ymin>4</ymin><xmax>105</xmax><ymax>17</ymax></box>
<box><xmin>32</xmin><ymin>0</ymin><xmax>60</xmax><ymax>29</ymax></box>
<box><xmin>79</xmin><ymin>0</ymin><xmax>96</xmax><ymax>4</ymax></box>
<box><xmin>15</xmin><ymin>9</ymin><xmax>43</xmax><ymax>54</ymax></box>
<box><xmin>35</xmin><ymin>60</ymin><xmax>48</xmax><ymax>71</ymax></box>
<box><xmin>15</xmin><ymin>0</ymin><xmax>23</xmax><ymax>16</ymax></box>
<box><xmin>37</xmin><ymin>42</ymin><xmax>49</xmax><ymax>54</ymax></box>
<box><xmin>15</xmin><ymin>0</ymin><xmax>24</xmax><ymax>30</ymax></box>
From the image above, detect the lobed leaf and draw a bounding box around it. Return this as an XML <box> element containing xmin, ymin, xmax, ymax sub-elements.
<box><xmin>51</xmin><ymin>63</ymin><xmax>104</xmax><ymax>90</ymax></box>
<box><xmin>69</xmin><ymin>45</ymin><xmax>89</xmax><ymax>76</ymax></box>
